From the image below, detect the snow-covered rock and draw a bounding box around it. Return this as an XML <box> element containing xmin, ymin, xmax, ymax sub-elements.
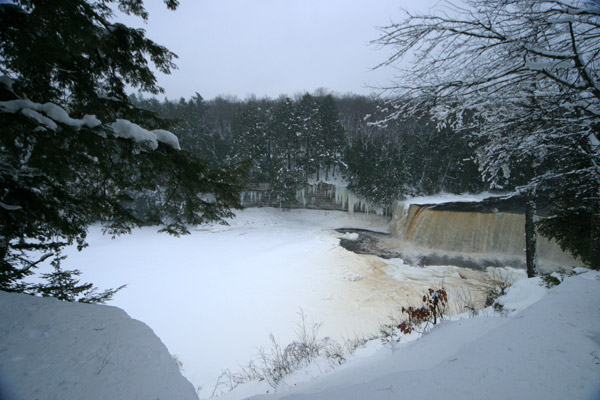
<box><xmin>0</xmin><ymin>291</ymin><xmax>198</xmax><ymax>400</ymax></box>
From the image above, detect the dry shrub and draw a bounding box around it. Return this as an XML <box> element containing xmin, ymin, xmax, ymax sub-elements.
<box><xmin>380</xmin><ymin>287</ymin><xmax>448</xmax><ymax>344</ymax></box>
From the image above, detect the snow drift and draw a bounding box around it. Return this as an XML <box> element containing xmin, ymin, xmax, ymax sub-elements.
<box><xmin>0</xmin><ymin>291</ymin><xmax>197</xmax><ymax>400</ymax></box>
<box><xmin>245</xmin><ymin>270</ymin><xmax>600</xmax><ymax>400</ymax></box>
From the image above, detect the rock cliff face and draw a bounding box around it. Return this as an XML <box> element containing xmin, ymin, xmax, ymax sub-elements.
<box><xmin>389</xmin><ymin>201</ymin><xmax>581</xmax><ymax>270</ymax></box>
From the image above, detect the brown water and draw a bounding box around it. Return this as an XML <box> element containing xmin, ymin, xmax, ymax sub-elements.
<box><xmin>309</xmin><ymin>234</ymin><xmax>526</xmax><ymax>341</ymax></box>
<box><xmin>388</xmin><ymin>203</ymin><xmax>581</xmax><ymax>271</ymax></box>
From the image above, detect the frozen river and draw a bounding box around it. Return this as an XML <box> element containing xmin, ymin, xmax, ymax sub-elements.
<box><xmin>57</xmin><ymin>208</ymin><xmax>524</xmax><ymax>398</ymax></box>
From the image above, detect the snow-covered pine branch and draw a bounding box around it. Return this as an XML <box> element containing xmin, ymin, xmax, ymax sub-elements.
<box><xmin>0</xmin><ymin>97</ymin><xmax>180</xmax><ymax>151</ymax></box>
<box><xmin>0</xmin><ymin>1</ymin><xmax>248</xmax><ymax>296</ymax></box>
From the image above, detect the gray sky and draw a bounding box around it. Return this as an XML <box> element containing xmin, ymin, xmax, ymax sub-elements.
<box><xmin>123</xmin><ymin>0</ymin><xmax>435</xmax><ymax>100</ymax></box>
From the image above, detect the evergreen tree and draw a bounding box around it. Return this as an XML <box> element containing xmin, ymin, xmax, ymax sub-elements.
<box><xmin>316</xmin><ymin>94</ymin><xmax>346</xmax><ymax>179</ymax></box>
<box><xmin>231</xmin><ymin>101</ymin><xmax>271</xmax><ymax>182</ymax></box>
<box><xmin>0</xmin><ymin>0</ymin><xmax>246</xmax><ymax>299</ymax></box>
<box><xmin>346</xmin><ymin>135</ymin><xmax>405</xmax><ymax>204</ymax></box>
<box><xmin>134</xmin><ymin>91</ymin><xmax>488</xmax><ymax>212</ymax></box>
<box><xmin>539</xmin><ymin>155</ymin><xmax>600</xmax><ymax>267</ymax></box>
<box><xmin>171</xmin><ymin>94</ymin><xmax>209</xmax><ymax>157</ymax></box>
<box><xmin>346</xmin><ymin>103</ymin><xmax>485</xmax><ymax>204</ymax></box>
<box><xmin>270</xmin><ymin>98</ymin><xmax>304</xmax><ymax>205</ymax></box>
<box><xmin>296</xmin><ymin>93</ymin><xmax>321</xmax><ymax>179</ymax></box>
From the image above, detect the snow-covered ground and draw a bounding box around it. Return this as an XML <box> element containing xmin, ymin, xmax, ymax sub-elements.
<box><xmin>4</xmin><ymin>255</ymin><xmax>598</xmax><ymax>400</ymax></box>
<box><xmin>3</xmin><ymin>206</ymin><xmax>599</xmax><ymax>399</ymax></box>
<box><xmin>58</xmin><ymin>208</ymin><xmax>397</xmax><ymax>396</ymax></box>
<box><xmin>47</xmin><ymin>207</ymin><xmax>506</xmax><ymax>397</ymax></box>
<box><xmin>0</xmin><ymin>290</ymin><xmax>198</xmax><ymax>400</ymax></box>
<box><xmin>245</xmin><ymin>269</ymin><xmax>600</xmax><ymax>400</ymax></box>
<box><xmin>394</xmin><ymin>191</ymin><xmax>508</xmax><ymax>206</ymax></box>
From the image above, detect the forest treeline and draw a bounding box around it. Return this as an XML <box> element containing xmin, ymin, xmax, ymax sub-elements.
<box><xmin>132</xmin><ymin>91</ymin><xmax>509</xmax><ymax>206</ymax></box>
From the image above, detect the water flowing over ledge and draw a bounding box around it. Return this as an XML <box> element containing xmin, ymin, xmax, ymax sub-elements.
<box><xmin>388</xmin><ymin>198</ymin><xmax>581</xmax><ymax>271</ymax></box>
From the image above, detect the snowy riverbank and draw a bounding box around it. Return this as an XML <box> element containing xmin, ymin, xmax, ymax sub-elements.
<box><xmin>4</xmin><ymin>207</ymin><xmax>597</xmax><ymax>399</ymax></box>
<box><xmin>46</xmin><ymin>208</ymin><xmax>395</xmax><ymax>395</ymax></box>
<box><xmin>2</xmin><ymin>268</ymin><xmax>598</xmax><ymax>399</ymax></box>
<box><xmin>242</xmin><ymin>269</ymin><xmax>600</xmax><ymax>400</ymax></box>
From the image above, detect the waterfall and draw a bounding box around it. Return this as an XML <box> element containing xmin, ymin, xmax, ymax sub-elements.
<box><xmin>389</xmin><ymin>202</ymin><xmax>582</xmax><ymax>270</ymax></box>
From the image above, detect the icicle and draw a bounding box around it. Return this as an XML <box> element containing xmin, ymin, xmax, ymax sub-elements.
<box><xmin>347</xmin><ymin>191</ymin><xmax>356</xmax><ymax>214</ymax></box>
<box><xmin>295</xmin><ymin>187</ymin><xmax>307</xmax><ymax>207</ymax></box>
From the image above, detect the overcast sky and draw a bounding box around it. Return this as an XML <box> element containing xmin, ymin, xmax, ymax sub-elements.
<box><xmin>122</xmin><ymin>0</ymin><xmax>437</xmax><ymax>100</ymax></box>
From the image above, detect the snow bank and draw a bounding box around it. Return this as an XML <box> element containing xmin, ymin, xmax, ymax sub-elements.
<box><xmin>398</xmin><ymin>191</ymin><xmax>508</xmax><ymax>206</ymax></box>
<box><xmin>247</xmin><ymin>270</ymin><xmax>600</xmax><ymax>400</ymax></box>
<box><xmin>0</xmin><ymin>291</ymin><xmax>198</xmax><ymax>400</ymax></box>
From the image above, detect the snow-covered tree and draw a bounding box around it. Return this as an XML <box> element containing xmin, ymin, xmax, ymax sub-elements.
<box><xmin>0</xmin><ymin>0</ymin><xmax>246</xmax><ymax>298</ymax></box>
<box><xmin>231</xmin><ymin>100</ymin><xmax>272</xmax><ymax>181</ymax></box>
<box><xmin>374</xmin><ymin>0</ymin><xmax>600</xmax><ymax>270</ymax></box>
<box><xmin>132</xmin><ymin>91</ymin><xmax>487</xmax><ymax>210</ymax></box>
<box><xmin>270</xmin><ymin>98</ymin><xmax>304</xmax><ymax>205</ymax></box>
<box><xmin>316</xmin><ymin>94</ymin><xmax>346</xmax><ymax>179</ymax></box>
<box><xmin>296</xmin><ymin>93</ymin><xmax>321</xmax><ymax>179</ymax></box>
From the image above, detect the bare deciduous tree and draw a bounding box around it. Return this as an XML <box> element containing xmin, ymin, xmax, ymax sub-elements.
<box><xmin>373</xmin><ymin>0</ymin><xmax>600</xmax><ymax>270</ymax></box>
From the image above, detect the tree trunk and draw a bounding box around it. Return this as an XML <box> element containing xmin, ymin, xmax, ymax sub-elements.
<box><xmin>590</xmin><ymin>203</ymin><xmax>600</xmax><ymax>266</ymax></box>
<box><xmin>525</xmin><ymin>191</ymin><xmax>539</xmax><ymax>278</ymax></box>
